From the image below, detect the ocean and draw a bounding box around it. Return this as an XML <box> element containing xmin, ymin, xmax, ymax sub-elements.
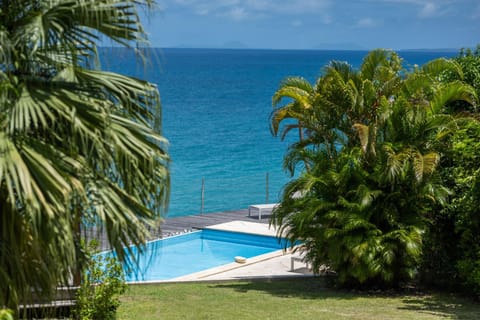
<box><xmin>99</xmin><ymin>48</ymin><xmax>457</xmax><ymax>217</ymax></box>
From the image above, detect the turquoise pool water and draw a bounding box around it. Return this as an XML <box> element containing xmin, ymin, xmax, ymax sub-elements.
<box><xmin>124</xmin><ymin>229</ymin><xmax>288</xmax><ymax>282</ymax></box>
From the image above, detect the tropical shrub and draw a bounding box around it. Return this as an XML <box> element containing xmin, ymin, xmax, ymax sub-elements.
<box><xmin>271</xmin><ymin>50</ymin><xmax>476</xmax><ymax>288</ymax></box>
<box><xmin>422</xmin><ymin>119</ymin><xmax>480</xmax><ymax>295</ymax></box>
<box><xmin>456</xmin><ymin>46</ymin><xmax>480</xmax><ymax>103</ymax></box>
<box><xmin>450</xmin><ymin>121</ymin><xmax>480</xmax><ymax>296</ymax></box>
<box><xmin>0</xmin><ymin>310</ymin><xmax>13</xmax><ymax>320</ymax></box>
<box><xmin>73</xmin><ymin>241</ymin><xmax>127</xmax><ymax>320</ymax></box>
<box><xmin>419</xmin><ymin>47</ymin><xmax>480</xmax><ymax>296</ymax></box>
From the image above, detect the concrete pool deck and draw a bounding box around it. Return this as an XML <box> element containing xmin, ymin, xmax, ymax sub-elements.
<box><xmin>203</xmin><ymin>220</ymin><xmax>279</xmax><ymax>237</ymax></box>
<box><xmin>167</xmin><ymin>221</ymin><xmax>314</xmax><ymax>282</ymax></box>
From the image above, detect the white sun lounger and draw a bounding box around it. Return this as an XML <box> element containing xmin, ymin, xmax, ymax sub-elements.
<box><xmin>291</xmin><ymin>254</ymin><xmax>310</xmax><ymax>271</ymax></box>
<box><xmin>248</xmin><ymin>203</ymin><xmax>278</xmax><ymax>220</ymax></box>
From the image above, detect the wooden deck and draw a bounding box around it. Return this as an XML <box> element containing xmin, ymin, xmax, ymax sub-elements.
<box><xmin>87</xmin><ymin>208</ymin><xmax>273</xmax><ymax>250</ymax></box>
<box><xmin>157</xmin><ymin>208</ymin><xmax>271</xmax><ymax>238</ymax></box>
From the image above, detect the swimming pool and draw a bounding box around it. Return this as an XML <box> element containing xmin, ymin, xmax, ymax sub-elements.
<box><xmin>123</xmin><ymin>229</ymin><xmax>289</xmax><ymax>282</ymax></box>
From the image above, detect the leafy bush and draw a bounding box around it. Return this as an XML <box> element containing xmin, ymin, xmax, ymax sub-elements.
<box><xmin>73</xmin><ymin>241</ymin><xmax>127</xmax><ymax>320</ymax></box>
<box><xmin>0</xmin><ymin>309</ymin><xmax>13</xmax><ymax>320</ymax></box>
<box><xmin>423</xmin><ymin>120</ymin><xmax>480</xmax><ymax>296</ymax></box>
<box><xmin>275</xmin><ymin>147</ymin><xmax>431</xmax><ymax>288</ymax></box>
<box><xmin>271</xmin><ymin>49</ymin><xmax>475</xmax><ymax>289</ymax></box>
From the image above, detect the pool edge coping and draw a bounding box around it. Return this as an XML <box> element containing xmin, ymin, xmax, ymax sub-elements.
<box><xmin>125</xmin><ymin>220</ymin><xmax>306</xmax><ymax>284</ymax></box>
<box><xmin>126</xmin><ymin>248</ymin><xmax>304</xmax><ymax>285</ymax></box>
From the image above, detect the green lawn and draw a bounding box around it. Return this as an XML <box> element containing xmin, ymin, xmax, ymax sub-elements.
<box><xmin>118</xmin><ymin>278</ymin><xmax>479</xmax><ymax>320</ymax></box>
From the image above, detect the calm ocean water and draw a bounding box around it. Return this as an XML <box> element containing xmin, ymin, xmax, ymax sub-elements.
<box><xmin>100</xmin><ymin>48</ymin><xmax>457</xmax><ymax>217</ymax></box>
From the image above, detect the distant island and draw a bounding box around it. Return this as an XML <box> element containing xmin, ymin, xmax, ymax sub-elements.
<box><xmin>398</xmin><ymin>48</ymin><xmax>462</xmax><ymax>53</ymax></box>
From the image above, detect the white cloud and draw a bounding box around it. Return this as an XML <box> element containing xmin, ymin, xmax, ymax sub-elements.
<box><xmin>172</xmin><ymin>0</ymin><xmax>198</xmax><ymax>5</ymax></box>
<box><xmin>164</xmin><ymin>0</ymin><xmax>471</xmax><ymax>25</ymax></box>
<box><xmin>194</xmin><ymin>5</ymin><xmax>210</xmax><ymax>15</ymax></box>
<box><xmin>273</xmin><ymin>0</ymin><xmax>332</xmax><ymax>14</ymax></box>
<box><xmin>418</xmin><ymin>2</ymin><xmax>437</xmax><ymax>17</ymax></box>
<box><xmin>225</xmin><ymin>7</ymin><xmax>248</xmax><ymax>21</ymax></box>
<box><xmin>367</xmin><ymin>0</ymin><xmax>450</xmax><ymax>18</ymax></box>
<box><xmin>164</xmin><ymin>0</ymin><xmax>332</xmax><ymax>22</ymax></box>
<box><xmin>357</xmin><ymin>17</ymin><xmax>376</xmax><ymax>27</ymax></box>
<box><xmin>245</xmin><ymin>0</ymin><xmax>270</xmax><ymax>11</ymax></box>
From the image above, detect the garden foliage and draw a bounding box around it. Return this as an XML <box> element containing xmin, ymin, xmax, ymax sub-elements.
<box><xmin>271</xmin><ymin>49</ymin><xmax>478</xmax><ymax>289</ymax></box>
<box><xmin>73</xmin><ymin>241</ymin><xmax>127</xmax><ymax>320</ymax></box>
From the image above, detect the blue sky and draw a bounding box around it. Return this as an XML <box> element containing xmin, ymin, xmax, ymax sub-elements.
<box><xmin>142</xmin><ymin>0</ymin><xmax>479</xmax><ymax>50</ymax></box>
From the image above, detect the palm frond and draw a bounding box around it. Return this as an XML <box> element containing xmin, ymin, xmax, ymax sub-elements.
<box><xmin>430</xmin><ymin>81</ymin><xmax>477</xmax><ymax>114</ymax></box>
<box><xmin>272</xmin><ymin>84</ymin><xmax>313</xmax><ymax>108</ymax></box>
<box><xmin>411</xmin><ymin>149</ymin><xmax>440</xmax><ymax>182</ymax></box>
<box><xmin>323</xmin><ymin>60</ymin><xmax>354</xmax><ymax>82</ymax></box>
<box><xmin>361</xmin><ymin>49</ymin><xmax>401</xmax><ymax>81</ymax></box>
<box><xmin>422</xmin><ymin>58</ymin><xmax>463</xmax><ymax>80</ymax></box>
<box><xmin>0</xmin><ymin>0</ymin><xmax>169</xmax><ymax>309</ymax></box>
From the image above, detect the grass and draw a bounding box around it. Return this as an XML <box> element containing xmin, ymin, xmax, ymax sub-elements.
<box><xmin>117</xmin><ymin>278</ymin><xmax>479</xmax><ymax>320</ymax></box>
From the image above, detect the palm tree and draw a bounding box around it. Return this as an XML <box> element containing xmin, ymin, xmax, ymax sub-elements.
<box><xmin>272</xmin><ymin>50</ymin><xmax>404</xmax><ymax>175</ymax></box>
<box><xmin>271</xmin><ymin>51</ymin><xmax>476</xmax><ymax>287</ymax></box>
<box><xmin>0</xmin><ymin>0</ymin><xmax>169</xmax><ymax>311</ymax></box>
<box><xmin>271</xmin><ymin>77</ymin><xmax>315</xmax><ymax>142</ymax></box>
<box><xmin>271</xmin><ymin>77</ymin><xmax>317</xmax><ymax>173</ymax></box>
